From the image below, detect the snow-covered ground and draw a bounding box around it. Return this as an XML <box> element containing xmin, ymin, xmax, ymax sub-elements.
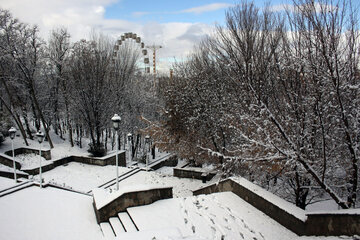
<box><xmin>129</xmin><ymin>192</ymin><xmax>296</xmax><ymax>239</ymax></box>
<box><xmin>0</xmin><ymin>133</ymin><xmax>358</xmax><ymax>240</ymax></box>
<box><xmin>0</xmin><ymin>164</ymin><xmax>27</xmax><ymax>175</ymax></box>
<box><xmin>38</xmin><ymin>162</ymin><xmax>131</xmax><ymax>192</ymax></box>
<box><xmin>14</xmin><ymin>153</ymin><xmax>49</xmax><ymax>170</ymax></box>
<box><xmin>0</xmin><ymin>176</ymin><xmax>17</xmax><ymax>190</ymax></box>
<box><xmin>0</xmin><ymin>186</ymin><xmax>103</xmax><ymax>240</ymax></box>
<box><xmin>127</xmin><ymin>192</ymin><xmax>356</xmax><ymax>240</ymax></box>
<box><xmin>109</xmin><ymin>168</ymin><xmax>211</xmax><ymax>197</ymax></box>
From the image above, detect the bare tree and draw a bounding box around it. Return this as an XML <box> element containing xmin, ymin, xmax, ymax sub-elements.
<box><xmin>155</xmin><ymin>0</ymin><xmax>359</xmax><ymax>209</ymax></box>
<box><xmin>45</xmin><ymin>27</ymin><xmax>73</xmax><ymax>145</ymax></box>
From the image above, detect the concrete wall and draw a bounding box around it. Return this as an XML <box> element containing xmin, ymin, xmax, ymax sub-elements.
<box><xmin>193</xmin><ymin>179</ymin><xmax>360</xmax><ymax>236</ymax></box>
<box><xmin>0</xmin><ymin>153</ymin><xmax>21</xmax><ymax>169</ymax></box>
<box><xmin>150</xmin><ymin>155</ymin><xmax>178</xmax><ymax>170</ymax></box>
<box><xmin>94</xmin><ymin>187</ymin><xmax>173</xmax><ymax>223</ymax></box>
<box><xmin>21</xmin><ymin>151</ymin><xmax>126</xmax><ymax>176</ymax></box>
<box><xmin>0</xmin><ymin>170</ymin><xmax>28</xmax><ymax>179</ymax></box>
<box><xmin>5</xmin><ymin>147</ymin><xmax>51</xmax><ymax>160</ymax></box>
<box><xmin>306</xmin><ymin>213</ymin><xmax>360</xmax><ymax>236</ymax></box>
<box><xmin>173</xmin><ymin>167</ymin><xmax>216</xmax><ymax>181</ymax></box>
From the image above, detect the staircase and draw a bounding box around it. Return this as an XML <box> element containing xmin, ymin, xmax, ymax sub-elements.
<box><xmin>0</xmin><ymin>181</ymin><xmax>34</xmax><ymax>198</ymax></box>
<box><xmin>100</xmin><ymin>211</ymin><xmax>138</xmax><ymax>238</ymax></box>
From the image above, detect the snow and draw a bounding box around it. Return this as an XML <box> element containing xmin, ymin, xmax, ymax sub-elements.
<box><xmin>230</xmin><ymin>176</ymin><xmax>307</xmax><ymax>221</ymax></box>
<box><xmin>156</xmin><ymin>166</ymin><xmax>174</xmax><ymax>175</ymax></box>
<box><xmin>306</xmin><ymin>199</ymin><xmax>340</xmax><ymax>212</ymax></box>
<box><xmin>308</xmin><ymin>208</ymin><xmax>360</xmax><ymax>215</ymax></box>
<box><xmin>14</xmin><ymin>153</ymin><xmax>49</xmax><ymax>170</ymax></box>
<box><xmin>0</xmin><ymin>186</ymin><xmax>103</xmax><ymax>240</ymax></box>
<box><xmin>0</xmin><ymin>176</ymin><xmax>17</xmax><ymax>190</ymax></box>
<box><xmin>109</xmin><ymin>170</ymin><xmax>211</xmax><ymax>197</ymax></box>
<box><xmin>128</xmin><ymin>192</ymin><xmax>298</xmax><ymax>240</ymax></box>
<box><xmin>0</xmin><ymin>134</ymin><xmax>359</xmax><ymax>240</ymax></box>
<box><xmin>114</xmin><ymin>227</ymin><xmax>188</xmax><ymax>240</ymax></box>
<box><xmin>93</xmin><ymin>184</ymin><xmax>171</xmax><ymax>209</ymax></box>
<box><xmin>38</xmin><ymin>162</ymin><xmax>130</xmax><ymax>192</ymax></box>
<box><xmin>0</xmin><ymin>163</ymin><xmax>27</xmax><ymax>175</ymax></box>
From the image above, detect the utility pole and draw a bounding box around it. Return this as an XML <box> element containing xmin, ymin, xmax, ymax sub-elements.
<box><xmin>146</xmin><ymin>44</ymin><xmax>162</xmax><ymax>88</ymax></box>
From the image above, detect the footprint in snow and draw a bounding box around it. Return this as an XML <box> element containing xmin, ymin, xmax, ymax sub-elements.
<box><xmin>191</xmin><ymin>226</ymin><xmax>196</xmax><ymax>233</ymax></box>
<box><xmin>184</xmin><ymin>218</ymin><xmax>188</xmax><ymax>224</ymax></box>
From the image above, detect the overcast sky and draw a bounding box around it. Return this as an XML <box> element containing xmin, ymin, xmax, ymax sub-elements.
<box><xmin>0</xmin><ymin>0</ymin><xmax>285</xmax><ymax>72</ymax></box>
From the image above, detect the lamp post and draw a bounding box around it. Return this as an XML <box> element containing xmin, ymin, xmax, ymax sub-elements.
<box><xmin>8</xmin><ymin>127</ymin><xmax>16</xmax><ymax>183</ymax></box>
<box><xmin>111</xmin><ymin>114</ymin><xmax>121</xmax><ymax>191</ymax></box>
<box><xmin>36</xmin><ymin>131</ymin><xmax>45</xmax><ymax>188</ymax></box>
<box><xmin>145</xmin><ymin>135</ymin><xmax>150</xmax><ymax>171</ymax></box>
<box><xmin>127</xmin><ymin>133</ymin><xmax>132</xmax><ymax>165</ymax></box>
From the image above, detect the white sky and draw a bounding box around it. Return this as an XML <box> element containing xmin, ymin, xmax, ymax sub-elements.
<box><xmin>0</xmin><ymin>0</ymin><xmax>223</xmax><ymax>73</ymax></box>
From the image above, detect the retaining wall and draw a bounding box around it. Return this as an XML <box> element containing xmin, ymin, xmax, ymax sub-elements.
<box><xmin>0</xmin><ymin>170</ymin><xmax>29</xmax><ymax>179</ymax></box>
<box><xmin>5</xmin><ymin>147</ymin><xmax>51</xmax><ymax>160</ymax></box>
<box><xmin>150</xmin><ymin>155</ymin><xmax>178</xmax><ymax>170</ymax></box>
<box><xmin>173</xmin><ymin>167</ymin><xmax>216</xmax><ymax>181</ymax></box>
<box><xmin>22</xmin><ymin>151</ymin><xmax>126</xmax><ymax>176</ymax></box>
<box><xmin>93</xmin><ymin>187</ymin><xmax>173</xmax><ymax>223</ymax></box>
<box><xmin>0</xmin><ymin>153</ymin><xmax>21</xmax><ymax>169</ymax></box>
<box><xmin>193</xmin><ymin>179</ymin><xmax>360</xmax><ymax>236</ymax></box>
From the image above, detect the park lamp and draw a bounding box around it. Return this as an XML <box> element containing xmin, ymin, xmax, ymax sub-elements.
<box><xmin>36</xmin><ymin>131</ymin><xmax>45</xmax><ymax>144</ymax></box>
<box><xmin>9</xmin><ymin>127</ymin><xmax>16</xmax><ymax>140</ymax></box>
<box><xmin>145</xmin><ymin>135</ymin><xmax>150</xmax><ymax>145</ymax></box>
<box><xmin>127</xmin><ymin>133</ymin><xmax>132</xmax><ymax>142</ymax></box>
<box><xmin>111</xmin><ymin>114</ymin><xmax>121</xmax><ymax>131</ymax></box>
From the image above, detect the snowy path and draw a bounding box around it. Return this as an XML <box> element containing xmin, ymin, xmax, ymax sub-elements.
<box><xmin>38</xmin><ymin>162</ymin><xmax>131</xmax><ymax>192</ymax></box>
<box><xmin>109</xmin><ymin>169</ymin><xmax>208</xmax><ymax>197</ymax></box>
<box><xmin>0</xmin><ymin>176</ymin><xmax>17</xmax><ymax>190</ymax></box>
<box><xmin>0</xmin><ymin>186</ymin><xmax>103</xmax><ymax>240</ymax></box>
<box><xmin>128</xmin><ymin>192</ymin><xmax>298</xmax><ymax>240</ymax></box>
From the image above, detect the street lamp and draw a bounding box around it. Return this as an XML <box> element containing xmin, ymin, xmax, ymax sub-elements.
<box><xmin>145</xmin><ymin>135</ymin><xmax>150</xmax><ymax>171</ymax></box>
<box><xmin>8</xmin><ymin>127</ymin><xmax>17</xmax><ymax>183</ymax></box>
<box><xmin>111</xmin><ymin>114</ymin><xmax>121</xmax><ymax>190</ymax></box>
<box><xmin>127</xmin><ymin>133</ymin><xmax>132</xmax><ymax>165</ymax></box>
<box><xmin>36</xmin><ymin>131</ymin><xmax>45</xmax><ymax>188</ymax></box>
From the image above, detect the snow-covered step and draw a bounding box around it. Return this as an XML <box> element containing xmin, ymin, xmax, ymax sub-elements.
<box><xmin>0</xmin><ymin>182</ymin><xmax>33</xmax><ymax>198</ymax></box>
<box><xmin>100</xmin><ymin>222</ymin><xmax>115</xmax><ymax>239</ymax></box>
<box><xmin>118</xmin><ymin>212</ymin><xmax>138</xmax><ymax>232</ymax></box>
<box><xmin>101</xmin><ymin>167</ymin><xmax>140</xmax><ymax>190</ymax></box>
<box><xmin>109</xmin><ymin>217</ymin><xmax>125</xmax><ymax>236</ymax></box>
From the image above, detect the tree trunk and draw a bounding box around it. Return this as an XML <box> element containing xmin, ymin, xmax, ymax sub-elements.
<box><xmin>0</xmin><ymin>96</ymin><xmax>29</xmax><ymax>146</ymax></box>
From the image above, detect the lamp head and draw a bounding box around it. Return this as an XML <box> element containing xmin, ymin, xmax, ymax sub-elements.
<box><xmin>145</xmin><ymin>135</ymin><xmax>150</xmax><ymax>144</ymax></box>
<box><xmin>127</xmin><ymin>133</ymin><xmax>132</xmax><ymax>141</ymax></box>
<box><xmin>8</xmin><ymin>127</ymin><xmax>16</xmax><ymax>140</ymax></box>
<box><xmin>111</xmin><ymin>114</ymin><xmax>121</xmax><ymax>131</ymax></box>
<box><xmin>36</xmin><ymin>131</ymin><xmax>45</xmax><ymax>144</ymax></box>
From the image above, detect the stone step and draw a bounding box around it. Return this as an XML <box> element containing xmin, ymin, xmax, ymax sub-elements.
<box><xmin>109</xmin><ymin>217</ymin><xmax>125</xmax><ymax>236</ymax></box>
<box><xmin>100</xmin><ymin>222</ymin><xmax>115</xmax><ymax>239</ymax></box>
<box><xmin>0</xmin><ymin>182</ymin><xmax>34</xmax><ymax>198</ymax></box>
<box><xmin>118</xmin><ymin>212</ymin><xmax>138</xmax><ymax>232</ymax></box>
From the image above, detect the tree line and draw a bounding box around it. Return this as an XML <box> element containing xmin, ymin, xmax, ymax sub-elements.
<box><xmin>0</xmin><ymin>9</ymin><xmax>159</xmax><ymax>156</ymax></box>
<box><xmin>151</xmin><ymin>0</ymin><xmax>359</xmax><ymax>209</ymax></box>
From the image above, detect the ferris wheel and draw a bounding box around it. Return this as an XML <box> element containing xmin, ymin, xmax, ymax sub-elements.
<box><xmin>112</xmin><ymin>32</ymin><xmax>151</xmax><ymax>74</ymax></box>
